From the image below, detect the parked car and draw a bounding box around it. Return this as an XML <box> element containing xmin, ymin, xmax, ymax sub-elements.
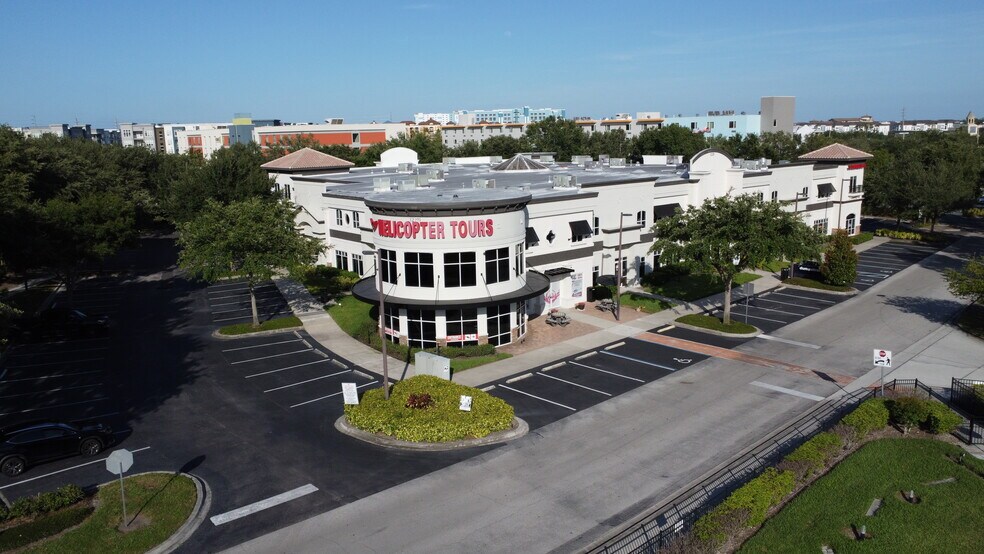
<box><xmin>9</xmin><ymin>305</ymin><xmax>109</xmax><ymax>341</ymax></box>
<box><xmin>1</xmin><ymin>421</ymin><xmax>114</xmax><ymax>477</ymax></box>
<box><xmin>793</xmin><ymin>260</ymin><xmax>821</xmax><ymax>276</ymax></box>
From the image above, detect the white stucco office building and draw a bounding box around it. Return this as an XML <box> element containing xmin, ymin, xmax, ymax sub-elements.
<box><xmin>264</xmin><ymin>143</ymin><xmax>870</xmax><ymax>348</ymax></box>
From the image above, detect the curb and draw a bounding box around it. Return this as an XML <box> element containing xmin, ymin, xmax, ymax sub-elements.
<box><xmin>210</xmin><ymin>326</ymin><xmax>304</xmax><ymax>340</ymax></box>
<box><xmin>672</xmin><ymin>319</ymin><xmax>762</xmax><ymax>338</ymax></box>
<box><xmin>778</xmin><ymin>282</ymin><xmax>859</xmax><ymax>296</ymax></box>
<box><xmin>147</xmin><ymin>471</ymin><xmax>211</xmax><ymax>554</ymax></box>
<box><xmin>335</xmin><ymin>415</ymin><xmax>529</xmax><ymax>451</ymax></box>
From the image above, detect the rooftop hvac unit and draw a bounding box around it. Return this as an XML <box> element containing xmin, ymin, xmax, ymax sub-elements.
<box><xmin>599</xmin><ymin>154</ymin><xmax>610</xmax><ymax>163</ymax></box>
<box><xmin>571</xmin><ymin>155</ymin><xmax>592</xmax><ymax>164</ymax></box>
<box><xmin>416</xmin><ymin>174</ymin><xmax>430</xmax><ymax>188</ymax></box>
<box><xmin>473</xmin><ymin>178</ymin><xmax>496</xmax><ymax>189</ymax></box>
<box><xmin>442</xmin><ymin>157</ymin><xmax>456</xmax><ymax>165</ymax></box>
<box><xmin>398</xmin><ymin>162</ymin><xmax>414</xmax><ymax>173</ymax></box>
<box><xmin>610</xmin><ymin>158</ymin><xmax>626</xmax><ymax>168</ymax></box>
<box><xmin>540</xmin><ymin>154</ymin><xmax>555</xmax><ymax>163</ymax></box>
<box><xmin>490</xmin><ymin>156</ymin><xmax>503</xmax><ymax>164</ymax></box>
<box><xmin>373</xmin><ymin>177</ymin><xmax>391</xmax><ymax>192</ymax></box>
<box><xmin>426</xmin><ymin>169</ymin><xmax>444</xmax><ymax>181</ymax></box>
<box><xmin>397</xmin><ymin>179</ymin><xmax>417</xmax><ymax>191</ymax></box>
<box><xmin>552</xmin><ymin>175</ymin><xmax>577</xmax><ymax>189</ymax></box>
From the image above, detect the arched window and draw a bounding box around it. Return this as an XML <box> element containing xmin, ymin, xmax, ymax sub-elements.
<box><xmin>845</xmin><ymin>214</ymin><xmax>857</xmax><ymax>235</ymax></box>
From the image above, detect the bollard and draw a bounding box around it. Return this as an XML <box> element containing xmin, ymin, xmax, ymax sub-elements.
<box><xmin>860</xmin><ymin>525</ymin><xmax>866</xmax><ymax>539</ymax></box>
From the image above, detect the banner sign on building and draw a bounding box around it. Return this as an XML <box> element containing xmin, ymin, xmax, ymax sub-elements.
<box><xmin>571</xmin><ymin>273</ymin><xmax>583</xmax><ymax>298</ymax></box>
<box><xmin>544</xmin><ymin>280</ymin><xmax>561</xmax><ymax>309</ymax></box>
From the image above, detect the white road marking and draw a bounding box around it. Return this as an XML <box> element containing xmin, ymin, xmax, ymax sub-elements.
<box><xmin>289</xmin><ymin>381</ymin><xmax>376</xmax><ymax>408</ymax></box>
<box><xmin>0</xmin><ymin>446</ymin><xmax>151</xmax><ymax>491</ymax></box>
<box><xmin>222</xmin><ymin>339</ymin><xmax>302</xmax><ymax>352</ymax></box>
<box><xmin>751</xmin><ymin>297</ymin><xmax>822</xmax><ymax>310</ymax></box>
<box><xmin>263</xmin><ymin>370</ymin><xmax>351</xmax><ymax>393</ymax></box>
<box><xmin>717</xmin><ymin>311</ymin><xmax>788</xmax><ymax>324</ymax></box>
<box><xmin>1</xmin><ymin>370</ymin><xmax>103</xmax><ymax>383</ymax></box>
<box><xmin>212</xmin><ymin>304</ymin><xmax>287</xmax><ymax>316</ymax></box>
<box><xmin>213</xmin><ymin>310</ymin><xmax>292</xmax><ymax>323</ymax></box>
<box><xmin>209</xmin><ymin>297</ymin><xmax>286</xmax><ymax>308</ymax></box>
<box><xmin>730</xmin><ymin>303</ymin><xmax>803</xmax><ymax>317</ymax></box>
<box><xmin>750</xmin><ymin>381</ymin><xmax>824</xmax><ymax>401</ymax></box>
<box><xmin>600</xmin><ymin>350</ymin><xmax>680</xmax><ymax>372</ymax></box>
<box><xmin>0</xmin><ymin>383</ymin><xmax>103</xmax><ymax>399</ymax></box>
<box><xmin>773</xmin><ymin>290</ymin><xmax>836</xmax><ymax>304</ymax></box>
<box><xmin>229</xmin><ymin>349</ymin><xmax>312</xmax><ymax>365</ymax></box>
<box><xmin>0</xmin><ymin>397</ymin><xmax>108</xmax><ymax>416</ymax></box>
<box><xmin>210</xmin><ymin>484</ymin><xmax>320</xmax><ymax>526</ymax></box>
<box><xmin>757</xmin><ymin>334</ymin><xmax>822</xmax><ymax>349</ymax></box>
<box><xmin>656</xmin><ymin>325</ymin><xmax>675</xmax><ymax>333</ymax></box>
<box><xmin>569</xmin><ymin>361</ymin><xmax>646</xmax><ymax>382</ymax></box>
<box><xmin>206</xmin><ymin>280</ymin><xmax>253</xmax><ymax>290</ymax></box>
<box><xmin>604</xmin><ymin>342</ymin><xmax>625</xmax><ymax>350</ymax></box>
<box><xmin>537</xmin><ymin>372</ymin><xmax>611</xmax><ymax>396</ymax></box>
<box><xmin>244</xmin><ymin>359</ymin><xmax>330</xmax><ymax>378</ymax></box>
<box><xmin>497</xmin><ymin>384</ymin><xmax>576</xmax><ymax>411</ymax></box>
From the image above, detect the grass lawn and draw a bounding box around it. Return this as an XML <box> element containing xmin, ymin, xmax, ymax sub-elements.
<box><xmin>757</xmin><ymin>260</ymin><xmax>790</xmax><ymax>273</ymax></box>
<box><xmin>676</xmin><ymin>314</ymin><xmax>756</xmax><ymax>334</ymax></box>
<box><xmin>619</xmin><ymin>293</ymin><xmax>674</xmax><ymax>314</ymax></box>
<box><xmin>0</xmin><ymin>505</ymin><xmax>94</xmax><ymax>551</ymax></box>
<box><xmin>21</xmin><ymin>473</ymin><xmax>197</xmax><ymax>554</ymax></box>
<box><xmin>956</xmin><ymin>303</ymin><xmax>984</xmax><ymax>340</ymax></box>
<box><xmin>741</xmin><ymin>439</ymin><xmax>984</xmax><ymax>553</ymax></box>
<box><xmin>783</xmin><ymin>276</ymin><xmax>854</xmax><ymax>292</ymax></box>
<box><xmin>646</xmin><ymin>272</ymin><xmax>760</xmax><ymax>302</ymax></box>
<box><xmin>450</xmin><ymin>353</ymin><xmax>512</xmax><ymax>372</ymax></box>
<box><xmin>218</xmin><ymin>315</ymin><xmax>302</xmax><ymax>335</ymax></box>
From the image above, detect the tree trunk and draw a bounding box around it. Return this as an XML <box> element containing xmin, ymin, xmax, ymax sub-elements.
<box><xmin>249</xmin><ymin>282</ymin><xmax>259</xmax><ymax>326</ymax></box>
<box><xmin>895</xmin><ymin>215</ymin><xmax>901</xmax><ymax>230</ymax></box>
<box><xmin>930</xmin><ymin>214</ymin><xmax>937</xmax><ymax>233</ymax></box>
<box><xmin>722</xmin><ymin>276</ymin><xmax>734</xmax><ymax>325</ymax></box>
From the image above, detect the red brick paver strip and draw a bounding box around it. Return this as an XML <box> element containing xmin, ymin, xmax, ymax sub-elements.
<box><xmin>635</xmin><ymin>331</ymin><xmax>855</xmax><ymax>386</ymax></box>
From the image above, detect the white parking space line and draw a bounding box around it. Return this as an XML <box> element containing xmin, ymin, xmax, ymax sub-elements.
<box><xmin>858</xmin><ymin>254</ymin><xmax>910</xmax><ymax>264</ymax></box>
<box><xmin>263</xmin><ymin>369</ymin><xmax>351</xmax><ymax>393</ymax></box>
<box><xmin>716</xmin><ymin>311</ymin><xmax>788</xmax><ymax>324</ymax></box>
<box><xmin>210</xmin><ymin>484</ymin><xmax>319</xmax><ymax>526</ymax></box>
<box><xmin>0</xmin><ymin>383</ymin><xmax>103</xmax><ymax>399</ymax></box>
<box><xmin>229</xmin><ymin>349</ymin><xmax>312</xmax><ymax>365</ymax></box>
<box><xmin>207</xmin><ymin>280</ymin><xmax>253</xmax><ymax>290</ymax></box>
<box><xmin>207</xmin><ymin>286</ymin><xmax>277</xmax><ymax>297</ymax></box>
<box><xmin>1</xmin><ymin>370</ymin><xmax>104</xmax><ymax>383</ymax></box>
<box><xmin>753</xmin><ymin>297</ymin><xmax>821</xmax><ymax>310</ymax></box>
<box><xmin>497</xmin><ymin>384</ymin><xmax>576</xmax><ymax>411</ymax></box>
<box><xmin>289</xmin><ymin>381</ymin><xmax>376</xmax><ymax>408</ymax></box>
<box><xmin>750</xmin><ymin>381</ymin><xmax>824</xmax><ymax>401</ymax></box>
<box><xmin>214</xmin><ymin>311</ymin><xmax>292</xmax><ymax>323</ymax></box>
<box><xmin>857</xmin><ymin>258</ymin><xmax>909</xmax><ymax>267</ymax></box>
<box><xmin>207</xmin><ymin>291</ymin><xmax>281</xmax><ymax>302</ymax></box>
<box><xmin>5</xmin><ymin>357</ymin><xmax>104</xmax><ymax>369</ymax></box>
<box><xmin>756</xmin><ymin>334</ymin><xmax>821</xmax><ymax>349</ymax></box>
<box><xmin>856</xmin><ymin>266</ymin><xmax>893</xmax><ymax>274</ymax></box>
<box><xmin>600</xmin><ymin>350</ymin><xmax>680</xmax><ymax>372</ymax></box>
<box><xmin>773</xmin><ymin>291</ymin><xmax>836</xmax><ymax>304</ymax></box>
<box><xmin>0</xmin><ymin>397</ymin><xmax>109</xmax><ymax>416</ymax></box>
<box><xmin>209</xmin><ymin>297</ymin><xmax>285</xmax><ymax>308</ymax></box>
<box><xmin>222</xmin><ymin>339</ymin><xmax>302</xmax><ymax>352</ymax></box>
<box><xmin>244</xmin><ymin>359</ymin><xmax>331</xmax><ymax>378</ymax></box>
<box><xmin>730</xmin><ymin>303</ymin><xmax>803</xmax><ymax>317</ymax></box>
<box><xmin>536</xmin><ymin>372</ymin><xmax>611</xmax><ymax>396</ymax></box>
<box><xmin>212</xmin><ymin>304</ymin><xmax>286</xmax><ymax>316</ymax></box>
<box><xmin>0</xmin><ymin>446</ymin><xmax>152</xmax><ymax>491</ymax></box>
<box><xmin>569</xmin><ymin>361</ymin><xmax>646</xmax><ymax>382</ymax></box>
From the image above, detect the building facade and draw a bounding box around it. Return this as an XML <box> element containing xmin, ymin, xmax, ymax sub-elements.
<box><xmin>266</xmin><ymin>142</ymin><xmax>868</xmax><ymax>347</ymax></box>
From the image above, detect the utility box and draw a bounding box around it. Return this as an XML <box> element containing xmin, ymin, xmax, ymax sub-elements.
<box><xmin>415</xmin><ymin>351</ymin><xmax>451</xmax><ymax>380</ymax></box>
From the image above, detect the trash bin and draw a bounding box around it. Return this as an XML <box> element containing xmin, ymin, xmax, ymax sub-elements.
<box><xmin>586</xmin><ymin>287</ymin><xmax>595</xmax><ymax>302</ymax></box>
<box><xmin>780</xmin><ymin>267</ymin><xmax>791</xmax><ymax>281</ymax></box>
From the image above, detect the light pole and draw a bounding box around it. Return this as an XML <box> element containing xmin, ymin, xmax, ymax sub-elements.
<box><xmin>364</xmin><ymin>249</ymin><xmax>390</xmax><ymax>399</ymax></box>
<box><xmin>615</xmin><ymin>212</ymin><xmax>632</xmax><ymax>321</ymax></box>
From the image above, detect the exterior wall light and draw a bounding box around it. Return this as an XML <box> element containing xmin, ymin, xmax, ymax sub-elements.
<box><xmin>546</xmin><ymin>231</ymin><xmax>555</xmax><ymax>243</ymax></box>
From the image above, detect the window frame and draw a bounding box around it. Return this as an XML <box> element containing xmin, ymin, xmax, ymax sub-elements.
<box><xmin>380</xmin><ymin>248</ymin><xmax>398</xmax><ymax>285</ymax></box>
<box><xmin>484</xmin><ymin>247</ymin><xmax>510</xmax><ymax>284</ymax></box>
<box><xmin>444</xmin><ymin>252</ymin><xmax>477</xmax><ymax>288</ymax></box>
<box><xmin>405</xmin><ymin>252</ymin><xmax>435</xmax><ymax>288</ymax></box>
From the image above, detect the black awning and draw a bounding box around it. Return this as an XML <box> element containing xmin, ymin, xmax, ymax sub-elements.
<box><xmin>526</xmin><ymin>227</ymin><xmax>540</xmax><ymax>246</ymax></box>
<box><xmin>569</xmin><ymin>220</ymin><xmax>593</xmax><ymax>237</ymax></box>
<box><xmin>543</xmin><ymin>267</ymin><xmax>575</xmax><ymax>277</ymax></box>
<box><xmin>352</xmin><ymin>271</ymin><xmax>550</xmax><ymax>309</ymax></box>
<box><xmin>817</xmin><ymin>183</ymin><xmax>835</xmax><ymax>196</ymax></box>
<box><xmin>653</xmin><ymin>203</ymin><xmax>681</xmax><ymax>219</ymax></box>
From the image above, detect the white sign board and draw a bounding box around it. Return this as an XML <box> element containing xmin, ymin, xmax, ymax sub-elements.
<box><xmin>342</xmin><ymin>382</ymin><xmax>360</xmax><ymax>405</ymax></box>
<box><xmin>873</xmin><ymin>349</ymin><xmax>892</xmax><ymax>368</ymax></box>
<box><xmin>571</xmin><ymin>272</ymin><xmax>583</xmax><ymax>298</ymax></box>
<box><xmin>459</xmin><ymin>395</ymin><xmax>473</xmax><ymax>412</ymax></box>
<box><xmin>105</xmin><ymin>449</ymin><xmax>134</xmax><ymax>475</ymax></box>
<box><xmin>415</xmin><ymin>351</ymin><xmax>451</xmax><ymax>380</ymax></box>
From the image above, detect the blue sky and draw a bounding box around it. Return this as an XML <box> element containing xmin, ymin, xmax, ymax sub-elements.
<box><xmin>1</xmin><ymin>0</ymin><xmax>981</xmax><ymax>128</ymax></box>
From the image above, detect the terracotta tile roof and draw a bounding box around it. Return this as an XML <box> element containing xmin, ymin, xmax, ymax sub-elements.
<box><xmin>261</xmin><ymin>147</ymin><xmax>355</xmax><ymax>171</ymax></box>
<box><xmin>798</xmin><ymin>143</ymin><xmax>873</xmax><ymax>161</ymax></box>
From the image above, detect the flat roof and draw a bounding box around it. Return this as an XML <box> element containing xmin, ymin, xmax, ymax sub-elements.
<box><xmin>294</xmin><ymin>162</ymin><xmax>689</xmax><ymax>205</ymax></box>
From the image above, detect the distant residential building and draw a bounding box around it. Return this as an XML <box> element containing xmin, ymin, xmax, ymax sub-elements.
<box><xmin>118</xmin><ymin>123</ymin><xmax>160</xmax><ymax>150</ymax></box>
<box><xmin>160</xmin><ymin>123</ymin><xmax>227</xmax><ymax>154</ymax></box>
<box><xmin>17</xmin><ymin>124</ymin><xmax>120</xmax><ymax>145</ymax></box>
<box><xmin>253</xmin><ymin>122</ymin><xmax>408</xmax><ymax>151</ymax></box>
<box><xmin>891</xmin><ymin>119</ymin><xmax>961</xmax><ymax>134</ymax></box>
<box><xmin>451</xmin><ymin>106</ymin><xmax>566</xmax><ymax>125</ymax></box>
<box><xmin>967</xmin><ymin>112</ymin><xmax>979</xmax><ymax>137</ymax></box>
<box><xmin>413</xmin><ymin>112</ymin><xmax>452</xmax><ymax>125</ymax></box>
<box><xmin>795</xmin><ymin>114</ymin><xmax>963</xmax><ymax>139</ymax></box>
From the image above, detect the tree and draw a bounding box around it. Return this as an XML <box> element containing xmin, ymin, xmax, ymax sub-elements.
<box><xmin>759</xmin><ymin>132</ymin><xmax>799</xmax><ymax>162</ymax></box>
<box><xmin>446</xmin><ymin>140</ymin><xmax>481</xmax><ymax>158</ymax></box>
<box><xmin>866</xmin><ymin>151</ymin><xmax>919</xmax><ymax>228</ymax></box>
<box><xmin>944</xmin><ymin>255</ymin><xmax>984</xmax><ymax>304</ymax></box>
<box><xmin>521</xmin><ymin>116</ymin><xmax>587</xmax><ymax>161</ymax></box>
<box><xmin>632</xmin><ymin>124</ymin><xmax>707</xmax><ymax>162</ymax></box>
<box><xmin>821</xmin><ymin>230</ymin><xmax>858</xmax><ymax>286</ymax></box>
<box><xmin>586</xmin><ymin>130</ymin><xmax>631</xmax><ymax>159</ymax></box>
<box><xmin>650</xmin><ymin>194</ymin><xmax>822</xmax><ymax>324</ymax></box>
<box><xmin>478</xmin><ymin>135</ymin><xmax>522</xmax><ymax>159</ymax></box>
<box><xmin>178</xmin><ymin>198</ymin><xmax>324</xmax><ymax>325</ymax></box>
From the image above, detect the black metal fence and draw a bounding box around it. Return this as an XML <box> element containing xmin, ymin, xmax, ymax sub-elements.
<box><xmin>949</xmin><ymin>377</ymin><xmax>984</xmax><ymax>445</ymax></box>
<box><xmin>884</xmin><ymin>378</ymin><xmax>934</xmax><ymax>400</ymax></box>
<box><xmin>588</xmin><ymin>388</ymin><xmax>874</xmax><ymax>554</ymax></box>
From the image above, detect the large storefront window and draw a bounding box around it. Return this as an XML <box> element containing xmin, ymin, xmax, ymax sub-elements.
<box><xmin>382</xmin><ymin>305</ymin><xmax>400</xmax><ymax>344</ymax></box>
<box><xmin>405</xmin><ymin>252</ymin><xmax>434</xmax><ymax>287</ymax></box>
<box><xmin>444</xmin><ymin>252</ymin><xmax>477</xmax><ymax>287</ymax></box>
<box><xmin>487</xmin><ymin>304</ymin><xmax>511</xmax><ymax>346</ymax></box>
<box><xmin>445</xmin><ymin>308</ymin><xmax>478</xmax><ymax>347</ymax></box>
<box><xmin>380</xmin><ymin>249</ymin><xmax>397</xmax><ymax>285</ymax></box>
<box><xmin>407</xmin><ymin>309</ymin><xmax>436</xmax><ymax>349</ymax></box>
<box><xmin>484</xmin><ymin>247</ymin><xmax>509</xmax><ymax>284</ymax></box>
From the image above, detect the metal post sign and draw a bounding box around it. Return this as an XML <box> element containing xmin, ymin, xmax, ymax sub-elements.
<box><xmin>873</xmin><ymin>349</ymin><xmax>892</xmax><ymax>367</ymax></box>
<box><xmin>106</xmin><ymin>449</ymin><xmax>134</xmax><ymax>527</ymax></box>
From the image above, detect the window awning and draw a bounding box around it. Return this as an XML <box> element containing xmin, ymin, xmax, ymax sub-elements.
<box><xmin>569</xmin><ymin>220</ymin><xmax>593</xmax><ymax>236</ymax></box>
<box><xmin>653</xmin><ymin>203</ymin><xmax>681</xmax><ymax>219</ymax></box>
<box><xmin>817</xmin><ymin>183</ymin><xmax>835</xmax><ymax>196</ymax></box>
<box><xmin>543</xmin><ymin>267</ymin><xmax>575</xmax><ymax>277</ymax></box>
<box><xmin>526</xmin><ymin>227</ymin><xmax>540</xmax><ymax>246</ymax></box>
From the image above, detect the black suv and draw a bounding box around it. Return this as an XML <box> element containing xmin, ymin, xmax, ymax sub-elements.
<box><xmin>1</xmin><ymin>421</ymin><xmax>114</xmax><ymax>477</ymax></box>
<box><xmin>10</xmin><ymin>305</ymin><xmax>110</xmax><ymax>341</ymax></box>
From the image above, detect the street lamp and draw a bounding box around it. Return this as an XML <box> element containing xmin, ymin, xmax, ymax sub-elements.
<box><xmin>615</xmin><ymin>212</ymin><xmax>632</xmax><ymax>321</ymax></box>
<box><xmin>363</xmin><ymin>249</ymin><xmax>390</xmax><ymax>399</ymax></box>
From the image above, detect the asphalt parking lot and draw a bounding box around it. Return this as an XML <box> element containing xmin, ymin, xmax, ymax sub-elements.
<box><xmin>205</xmin><ymin>279</ymin><xmax>292</xmax><ymax>325</ymax></box>
<box><xmin>852</xmin><ymin>241</ymin><xmax>941</xmax><ymax>291</ymax></box>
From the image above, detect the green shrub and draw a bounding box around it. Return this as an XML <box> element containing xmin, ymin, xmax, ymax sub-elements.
<box><xmin>821</xmin><ymin>230</ymin><xmax>858</xmax><ymax>286</ymax></box>
<box><xmin>4</xmin><ymin>484</ymin><xmax>85</xmax><ymax>521</ymax></box>
<box><xmin>218</xmin><ymin>315</ymin><xmax>302</xmax><ymax>335</ymax></box>
<box><xmin>841</xmin><ymin>398</ymin><xmax>889</xmax><ymax>438</ymax></box>
<box><xmin>782</xmin><ymin>432</ymin><xmax>842</xmax><ymax>480</ymax></box>
<box><xmin>298</xmin><ymin>264</ymin><xmax>361</xmax><ymax>301</ymax></box>
<box><xmin>344</xmin><ymin>375</ymin><xmax>514</xmax><ymax>442</ymax></box>
<box><xmin>783</xmin><ymin>276</ymin><xmax>854</xmax><ymax>292</ymax></box>
<box><xmin>676</xmin><ymin>314</ymin><xmax>756</xmax><ymax>334</ymax></box>
<box><xmin>693</xmin><ymin>468</ymin><xmax>796</xmax><ymax>545</ymax></box>
<box><xmin>923</xmin><ymin>402</ymin><xmax>963</xmax><ymax>434</ymax></box>
<box><xmin>887</xmin><ymin>396</ymin><xmax>930</xmax><ymax>434</ymax></box>
<box><xmin>875</xmin><ymin>228</ymin><xmax>923</xmax><ymax>241</ymax></box>
<box><xmin>851</xmin><ymin>231</ymin><xmax>874</xmax><ymax>245</ymax></box>
<box><xmin>964</xmin><ymin>207</ymin><xmax>984</xmax><ymax>218</ymax></box>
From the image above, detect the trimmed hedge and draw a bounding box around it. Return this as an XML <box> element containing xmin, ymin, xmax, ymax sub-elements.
<box><xmin>676</xmin><ymin>314</ymin><xmax>756</xmax><ymax>334</ymax></box>
<box><xmin>218</xmin><ymin>315</ymin><xmax>302</xmax><ymax>335</ymax></box>
<box><xmin>876</xmin><ymin>228</ymin><xmax>923</xmax><ymax>241</ymax></box>
<box><xmin>0</xmin><ymin>484</ymin><xmax>85</xmax><ymax>522</ymax></box>
<box><xmin>840</xmin><ymin>398</ymin><xmax>889</xmax><ymax>438</ymax></box>
<box><xmin>887</xmin><ymin>396</ymin><xmax>931</xmax><ymax>434</ymax></box>
<box><xmin>924</xmin><ymin>401</ymin><xmax>963</xmax><ymax>434</ymax></box>
<box><xmin>781</xmin><ymin>431</ymin><xmax>842</xmax><ymax>479</ymax></box>
<box><xmin>693</xmin><ymin>468</ymin><xmax>796</xmax><ymax>546</ymax></box>
<box><xmin>851</xmin><ymin>231</ymin><xmax>874</xmax><ymax>245</ymax></box>
<box><xmin>344</xmin><ymin>375</ymin><xmax>514</xmax><ymax>442</ymax></box>
<box><xmin>783</xmin><ymin>276</ymin><xmax>854</xmax><ymax>292</ymax></box>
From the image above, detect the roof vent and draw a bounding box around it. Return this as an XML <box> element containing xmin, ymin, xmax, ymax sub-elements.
<box><xmin>373</xmin><ymin>177</ymin><xmax>391</xmax><ymax>192</ymax></box>
<box><xmin>610</xmin><ymin>158</ymin><xmax>626</xmax><ymax>168</ymax></box>
<box><xmin>426</xmin><ymin>168</ymin><xmax>444</xmax><ymax>181</ymax></box>
<box><xmin>572</xmin><ymin>155</ymin><xmax>592</xmax><ymax>164</ymax></box>
<box><xmin>398</xmin><ymin>162</ymin><xmax>414</xmax><ymax>173</ymax></box>
<box><xmin>552</xmin><ymin>175</ymin><xmax>578</xmax><ymax>189</ymax></box>
<box><xmin>397</xmin><ymin>179</ymin><xmax>417</xmax><ymax>191</ymax></box>
<box><xmin>473</xmin><ymin>178</ymin><xmax>496</xmax><ymax>189</ymax></box>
